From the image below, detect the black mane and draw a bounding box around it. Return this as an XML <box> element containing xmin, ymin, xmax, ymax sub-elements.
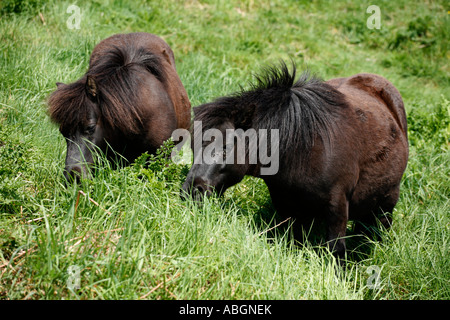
<box><xmin>194</xmin><ymin>62</ymin><xmax>348</xmax><ymax>165</ymax></box>
<box><xmin>48</xmin><ymin>45</ymin><xmax>164</xmax><ymax>135</ymax></box>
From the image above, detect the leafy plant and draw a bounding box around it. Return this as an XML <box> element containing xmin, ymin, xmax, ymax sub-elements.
<box><xmin>131</xmin><ymin>139</ymin><xmax>190</xmax><ymax>183</ymax></box>
<box><xmin>407</xmin><ymin>97</ymin><xmax>450</xmax><ymax>148</ymax></box>
<box><xmin>0</xmin><ymin>0</ymin><xmax>44</xmax><ymax>15</ymax></box>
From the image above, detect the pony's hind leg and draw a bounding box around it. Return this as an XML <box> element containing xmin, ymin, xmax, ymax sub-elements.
<box><xmin>325</xmin><ymin>195</ymin><xmax>350</xmax><ymax>261</ymax></box>
<box><xmin>377</xmin><ymin>185</ymin><xmax>401</xmax><ymax>229</ymax></box>
<box><xmin>377</xmin><ymin>185</ymin><xmax>401</xmax><ymax>228</ymax></box>
<box><xmin>353</xmin><ymin>188</ymin><xmax>399</xmax><ymax>241</ymax></box>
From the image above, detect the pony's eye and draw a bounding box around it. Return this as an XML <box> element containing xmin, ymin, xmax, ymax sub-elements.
<box><xmin>85</xmin><ymin>125</ymin><xmax>96</xmax><ymax>135</ymax></box>
<box><xmin>211</xmin><ymin>149</ymin><xmax>227</xmax><ymax>164</ymax></box>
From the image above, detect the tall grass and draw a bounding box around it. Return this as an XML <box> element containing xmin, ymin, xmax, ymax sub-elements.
<box><xmin>0</xmin><ymin>0</ymin><xmax>449</xmax><ymax>300</ymax></box>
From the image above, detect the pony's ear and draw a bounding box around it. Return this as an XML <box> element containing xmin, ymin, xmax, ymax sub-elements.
<box><xmin>161</xmin><ymin>48</ymin><xmax>175</xmax><ymax>66</ymax></box>
<box><xmin>56</xmin><ymin>82</ymin><xmax>65</xmax><ymax>88</ymax></box>
<box><xmin>86</xmin><ymin>75</ymin><xmax>98</xmax><ymax>98</ymax></box>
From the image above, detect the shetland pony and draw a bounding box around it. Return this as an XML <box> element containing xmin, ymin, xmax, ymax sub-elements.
<box><xmin>182</xmin><ymin>62</ymin><xmax>408</xmax><ymax>258</ymax></box>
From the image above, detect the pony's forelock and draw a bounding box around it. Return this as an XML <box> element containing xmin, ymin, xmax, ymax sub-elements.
<box><xmin>48</xmin><ymin>45</ymin><xmax>164</xmax><ymax>136</ymax></box>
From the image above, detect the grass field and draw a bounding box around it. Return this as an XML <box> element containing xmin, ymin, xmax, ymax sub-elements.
<box><xmin>0</xmin><ymin>0</ymin><xmax>449</xmax><ymax>300</ymax></box>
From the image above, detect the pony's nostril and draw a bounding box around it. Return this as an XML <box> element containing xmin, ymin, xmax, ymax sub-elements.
<box><xmin>65</xmin><ymin>166</ymin><xmax>82</xmax><ymax>183</ymax></box>
<box><xmin>195</xmin><ymin>184</ymin><xmax>205</xmax><ymax>194</ymax></box>
<box><xmin>71</xmin><ymin>166</ymin><xmax>82</xmax><ymax>175</ymax></box>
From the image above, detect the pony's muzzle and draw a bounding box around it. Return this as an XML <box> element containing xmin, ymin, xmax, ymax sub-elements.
<box><xmin>181</xmin><ymin>177</ymin><xmax>214</xmax><ymax>201</ymax></box>
<box><xmin>64</xmin><ymin>165</ymin><xmax>91</xmax><ymax>184</ymax></box>
<box><xmin>64</xmin><ymin>165</ymin><xmax>82</xmax><ymax>183</ymax></box>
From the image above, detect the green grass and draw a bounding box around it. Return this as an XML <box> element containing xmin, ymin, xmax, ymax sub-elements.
<box><xmin>0</xmin><ymin>0</ymin><xmax>449</xmax><ymax>300</ymax></box>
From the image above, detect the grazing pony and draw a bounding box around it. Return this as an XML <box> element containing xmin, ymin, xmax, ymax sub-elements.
<box><xmin>48</xmin><ymin>32</ymin><xmax>191</xmax><ymax>181</ymax></box>
<box><xmin>182</xmin><ymin>62</ymin><xmax>408</xmax><ymax>259</ymax></box>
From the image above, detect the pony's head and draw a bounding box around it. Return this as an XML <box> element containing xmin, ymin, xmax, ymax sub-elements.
<box><xmin>181</xmin><ymin>114</ymin><xmax>253</xmax><ymax>200</ymax></box>
<box><xmin>48</xmin><ymin>46</ymin><xmax>163</xmax><ymax>182</ymax></box>
<box><xmin>48</xmin><ymin>77</ymin><xmax>108</xmax><ymax>182</ymax></box>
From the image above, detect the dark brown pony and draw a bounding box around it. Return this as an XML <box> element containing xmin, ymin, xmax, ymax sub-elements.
<box><xmin>48</xmin><ymin>32</ymin><xmax>191</xmax><ymax>181</ymax></box>
<box><xmin>182</xmin><ymin>62</ymin><xmax>408</xmax><ymax>259</ymax></box>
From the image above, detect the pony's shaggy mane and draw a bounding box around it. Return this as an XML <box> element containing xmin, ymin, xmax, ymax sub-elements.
<box><xmin>194</xmin><ymin>61</ymin><xmax>348</xmax><ymax>165</ymax></box>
